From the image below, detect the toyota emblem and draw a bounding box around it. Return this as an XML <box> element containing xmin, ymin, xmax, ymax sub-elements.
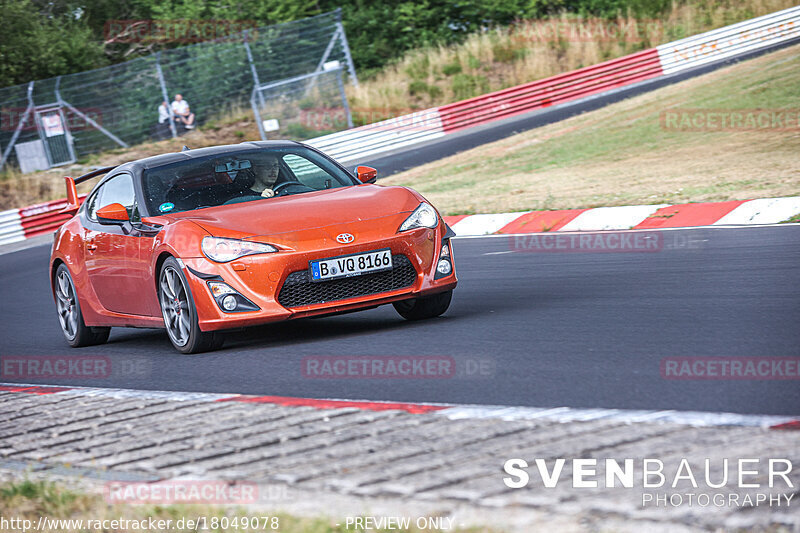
<box><xmin>336</xmin><ymin>233</ymin><xmax>355</xmax><ymax>244</ymax></box>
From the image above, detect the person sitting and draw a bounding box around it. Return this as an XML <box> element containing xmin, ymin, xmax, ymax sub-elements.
<box><xmin>155</xmin><ymin>101</ymin><xmax>172</xmax><ymax>140</ymax></box>
<box><xmin>171</xmin><ymin>94</ymin><xmax>195</xmax><ymax>129</ymax></box>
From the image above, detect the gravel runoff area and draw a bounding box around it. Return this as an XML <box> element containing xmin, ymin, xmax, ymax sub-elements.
<box><xmin>1</xmin><ymin>387</ymin><xmax>798</xmax><ymax>532</ymax></box>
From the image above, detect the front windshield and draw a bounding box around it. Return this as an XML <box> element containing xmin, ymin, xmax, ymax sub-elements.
<box><xmin>142</xmin><ymin>147</ymin><xmax>358</xmax><ymax>215</ymax></box>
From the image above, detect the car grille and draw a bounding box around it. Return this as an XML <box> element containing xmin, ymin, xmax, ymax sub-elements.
<box><xmin>278</xmin><ymin>254</ymin><xmax>417</xmax><ymax>308</ymax></box>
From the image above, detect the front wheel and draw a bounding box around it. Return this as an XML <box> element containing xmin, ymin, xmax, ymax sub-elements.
<box><xmin>159</xmin><ymin>257</ymin><xmax>224</xmax><ymax>354</ymax></box>
<box><xmin>54</xmin><ymin>264</ymin><xmax>110</xmax><ymax>347</ymax></box>
<box><xmin>393</xmin><ymin>290</ymin><xmax>453</xmax><ymax>321</ymax></box>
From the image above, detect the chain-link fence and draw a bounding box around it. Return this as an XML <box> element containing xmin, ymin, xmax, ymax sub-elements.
<box><xmin>0</xmin><ymin>9</ymin><xmax>357</xmax><ymax>173</ymax></box>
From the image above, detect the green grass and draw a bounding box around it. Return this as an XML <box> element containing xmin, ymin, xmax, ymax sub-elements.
<box><xmin>384</xmin><ymin>44</ymin><xmax>800</xmax><ymax>216</ymax></box>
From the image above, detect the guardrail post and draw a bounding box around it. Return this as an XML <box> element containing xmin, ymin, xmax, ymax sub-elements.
<box><xmin>0</xmin><ymin>82</ymin><xmax>35</xmax><ymax>172</ymax></box>
<box><xmin>252</xmin><ymin>88</ymin><xmax>267</xmax><ymax>141</ymax></box>
<box><xmin>54</xmin><ymin>76</ymin><xmax>78</xmax><ymax>164</ymax></box>
<box><xmin>337</xmin><ymin>19</ymin><xmax>359</xmax><ymax>87</ymax></box>
<box><xmin>155</xmin><ymin>52</ymin><xmax>177</xmax><ymax>139</ymax></box>
<box><xmin>336</xmin><ymin>69</ymin><xmax>353</xmax><ymax>129</ymax></box>
<box><xmin>243</xmin><ymin>30</ymin><xmax>266</xmax><ymax>111</ymax></box>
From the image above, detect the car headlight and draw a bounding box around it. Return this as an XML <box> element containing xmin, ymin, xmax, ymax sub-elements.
<box><xmin>201</xmin><ymin>236</ymin><xmax>278</xmax><ymax>263</ymax></box>
<box><xmin>398</xmin><ymin>202</ymin><xmax>439</xmax><ymax>232</ymax></box>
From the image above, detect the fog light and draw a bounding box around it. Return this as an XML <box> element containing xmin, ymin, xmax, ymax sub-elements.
<box><xmin>437</xmin><ymin>259</ymin><xmax>452</xmax><ymax>275</ymax></box>
<box><xmin>221</xmin><ymin>294</ymin><xmax>237</xmax><ymax>311</ymax></box>
<box><xmin>440</xmin><ymin>243</ymin><xmax>450</xmax><ymax>258</ymax></box>
<box><xmin>208</xmin><ymin>281</ymin><xmax>235</xmax><ymax>298</ymax></box>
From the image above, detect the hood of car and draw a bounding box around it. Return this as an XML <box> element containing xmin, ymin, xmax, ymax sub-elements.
<box><xmin>160</xmin><ymin>184</ymin><xmax>421</xmax><ymax>239</ymax></box>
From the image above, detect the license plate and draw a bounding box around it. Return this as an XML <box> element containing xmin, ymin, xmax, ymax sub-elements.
<box><xmin>310</xmin><ymin>249</ymin><xmax>393</xmax><ymax>282</ymax></box>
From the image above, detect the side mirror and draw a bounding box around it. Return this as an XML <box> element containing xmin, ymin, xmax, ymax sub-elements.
<box><xmin>356</xmin><ymin>165</ymin><xmax>377</xmax><ymax>184</ymax></box>
<box><xmin>96</xmin><ymin>203</ymin><xmax>130</xmax><ymax>225</ymax></box>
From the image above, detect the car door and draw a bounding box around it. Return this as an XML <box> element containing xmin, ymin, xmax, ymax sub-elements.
<box><xmin>83</xmin><ymin>173</ymin><xmax>153</xmax><ymax>316</ymax></box>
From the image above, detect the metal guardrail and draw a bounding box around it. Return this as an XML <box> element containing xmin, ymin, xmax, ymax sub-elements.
<box><xmin>306</xmin><ymin>5</ymin><xmax>800</xmax><ymax>164</ymax></box>
<box><xmin>3</xmin><ymin>6</ymin><xmax>799</xmax><ymax>245</ymax></box>
<box><xmin>0</xmin><ymin>197</ymin><xmax>85</xmax><ymax>246</ymax></box>
<box><xmin>437</xmin><ymin>48</ymin><xmax>662</xmax><ymax>134</ymax></box>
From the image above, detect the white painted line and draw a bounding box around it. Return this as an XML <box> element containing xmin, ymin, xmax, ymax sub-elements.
<box><xmin>451</xmin><ymin>212</ymin><xmax>529</xmax><ymax>236</ymax></box>
<box><xmin>56</xmin><ymin>388</ymin><xmax>237</xmax><ymax>402</ymax></box>
<box><xmin>560</xmin><ymin>204</ymin><xmax>669</xmax><ymax>231</ymax></box>
<box><xmin>1</xmin><ymin>382</ymin><xmax>237</xmax><ymax>402</ymax></box>
<box><xmin>435</xmin><ymin>404</ymin><xmax>797</xmax><ymax>428</ymax></box>
<box><xmin>4</xmin><ymin>383</ymin><xmax>794</xmax><ymax>429</ymax></box>
<box><xmin>714</xmin><ymin>197</ymin><xmax>800</xmax><ymax>225</ymax></box>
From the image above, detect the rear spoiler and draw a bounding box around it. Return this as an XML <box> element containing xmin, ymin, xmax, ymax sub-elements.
<box><xmin>61</xmin><ymin>165</ymin><xmax>117</xmax><ymax>215</ymax></box>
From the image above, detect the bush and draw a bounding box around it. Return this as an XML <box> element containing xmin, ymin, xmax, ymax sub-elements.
<box><xmin>404</xmin><ymin>55</ymin><xmax>431</xmax><ymax>80</ymax></box>
<box><xmin>451</xmin><ymin>74</ymin><xmax>489</xmax><ymax>100</ymax></box>
<box><xmin>442</xmin><ymin>62</ymin><xmax>463</xmax><ymax>76</ymax></box>
<box><xmin>409</xmin><ymin>80</ymin><xmax>430</xmax><ymax>96</ymax></box>
<box><xmin>409</xmin><ymin>80</ymin><xmax>444</xmax><ymax>99</ymax></box>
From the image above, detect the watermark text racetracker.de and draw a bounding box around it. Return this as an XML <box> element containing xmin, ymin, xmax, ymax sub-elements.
<box><xmin>503</xmin><ymin>458</ymin><xmax>795</xmax><ymax>508</ymax></box>
<box><xmin>0</xmin><ymin>355</ymin><xmax>150</xmax><ymax>380</ymax></box>
<box><xmin>104</xmin><ymin>19</ymin><xmax>258</xmax><ymax>44</ymax></box>
<box><xmin>104</xmin><ymin>480</ymin><xmax>288</xmax><ymax>505</ymax></box>
<box><xmin>299</xmin><ymin>107</ymin><xmax>440</xmax><ymax>132</ymax></box>
<box><xmin>301</xmin><ymin>355</ymin><xmax>495</xmax><ymax>379</ymax></box>
<box><xmin>511</xmin><ymin>231</ymin><xmax>661</xmax><ymax>253</ymax></box>
<box><xmin>0</xmin><ymin>515</ymin><xmax>281</xmax><ymax>532</ymax></box>
<box><xmin>660</xmin><ymin>108</ymin><xmax>800</xmax><ymax>132</ymax></box>
<box><xmin>509</xmin><ymin>18</ymin><xmax>664</xmax><ymax>43</ymax></box>
<box><xmin>1</xmin><ymin>107</ymin><xmax>103</xmax><ymax>132</ymax></box>
<box><xmin>509</xmin><ymin>230</ymin><xmax>706</xmax><ymax>253</ymax></box>
<box><xmin>661</xmin><ymin>357</ymin><xmax>800</xmax><ymax>380</ymax></box>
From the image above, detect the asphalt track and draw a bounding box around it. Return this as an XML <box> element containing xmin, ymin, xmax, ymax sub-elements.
<box><xmin>2</xmin><ymin>40</ymin><xmax>800</xmax><ymax>417</ymax></box>
<box><xmin>1</xmin><ymin>225</ymin><xmax>799</xmax><ymax>416</ymax></box>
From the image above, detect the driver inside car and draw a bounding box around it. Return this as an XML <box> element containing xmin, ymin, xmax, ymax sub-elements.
<box><xmin>249</xmin><ymin>156</ymin><xmax>281</xmax><ymax>198</ymax></box>
<box><xmin>223</xmin><ymin>156</ymin><xmax>282</xmax><ymax>202</ymax></box>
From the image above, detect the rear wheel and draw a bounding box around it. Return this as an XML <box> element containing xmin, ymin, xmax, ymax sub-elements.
<box><xmin>393</xmin><ymin>290</ymin><xmax>453</xmax><ymax>321</ymax></box>
<box><xmin>54</xmin><ymin>264</ymin><xmax>110</xmax><ymax>347</ymax></box>
<box><xmin>159</xmin><ymin>257</ymin><xmax>224</xmax><ymax>354</ymax></box>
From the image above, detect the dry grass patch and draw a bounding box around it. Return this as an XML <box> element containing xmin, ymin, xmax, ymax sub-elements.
<box><xmin>383</xmin><ymin>44</ymin><xmax>800</xmax><ymax>215</ymax></box>
<box><xmin>348</xmin><ymin>0</ymin><xmax>798</xmax><ymax>112</ymax></box>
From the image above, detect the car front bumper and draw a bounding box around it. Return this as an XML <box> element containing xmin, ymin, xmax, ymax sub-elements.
<box><xmin>182</xmin><ymin>225</ymin><xmax>457</xmax><ymax>332</ymax></box>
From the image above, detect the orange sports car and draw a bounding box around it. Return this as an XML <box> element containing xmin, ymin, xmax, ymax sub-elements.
<box><xmin>50</xmin><ymin>141</ymin><xmax>457</xmax><ymax>353</ymax></box>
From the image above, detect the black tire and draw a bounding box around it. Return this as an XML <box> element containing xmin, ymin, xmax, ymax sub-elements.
<box><xmin>54</xmin><ymin>264</ymin><xmax>110</xmax><ymax>347</ymax></box>
<box><xmin>158</xmin><ymin>257</ymin><xmax>224</xmax><ymax>354</ymax></box>
<box><xmin>393</xmin><ymin>290</ymin><xmax>453</xmax><ymax>321</ymax></box>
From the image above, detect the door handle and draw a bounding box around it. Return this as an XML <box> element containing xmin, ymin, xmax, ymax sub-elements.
<box><xmin>87</xmin><ymin>240</ymin><xmax>97</xmax><ymax>251</ymax></box>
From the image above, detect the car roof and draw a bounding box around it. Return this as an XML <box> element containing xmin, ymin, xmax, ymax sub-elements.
<box><xmin>113</xmin><ymin>141</ymin><xmax>303</xmax><ymax>174</ymax></box>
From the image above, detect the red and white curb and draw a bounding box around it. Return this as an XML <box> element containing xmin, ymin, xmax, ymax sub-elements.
<box><xmin>0</xmin><ymin>196</ymin><xmax>86</xmax><ymax>246</ymax></box>
<box><xmin>444</xmin><ymin>197</ymin><xmax>800</xmax><ymax>236</ymax></box>
<box><xmin>2</xmin><ymin>383</ymin><xmax>797</xmax><ymax>430</ymax></box>
<box><xmin>3</xmin><ymin>196</ymin><xmax>797</xmax><ymax>251</ymax></box>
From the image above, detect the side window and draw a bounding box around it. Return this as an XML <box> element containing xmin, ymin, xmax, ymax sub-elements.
<box><xmin>283</xmin><ymin>154</ymin><xmax>335</xmax><ymax>190</ymax></box>
<box><xmin>96</xmin><ymin>174</ymin><xmax>139</xmax><ymax>222</ymax></box>
<box><xmin>85</xmin><ymin>189</ymin><xmax>101</xmax><ymax>220</ymax></box>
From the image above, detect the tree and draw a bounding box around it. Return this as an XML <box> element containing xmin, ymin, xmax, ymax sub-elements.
<box><xmin>0</xmin><ymin>0</ymin><xmax>105</xmax><ymax>88</ymax></box>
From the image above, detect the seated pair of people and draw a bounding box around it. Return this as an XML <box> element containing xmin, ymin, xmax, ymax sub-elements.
<box><xmin>157</xmin><ymin>94</ymin><xmax>195</xmax><ymax>132</ymax></box>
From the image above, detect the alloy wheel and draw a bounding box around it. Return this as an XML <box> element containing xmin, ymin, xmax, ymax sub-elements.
<box><xmin>160</xmin><ymin>266</ymin><xmax>191</xmax><ymax>347</ymax></box>
<box><xmin>55</xmin><ymin>270</ymin><xmax>78</xmax><ymax>340</ymax></box>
